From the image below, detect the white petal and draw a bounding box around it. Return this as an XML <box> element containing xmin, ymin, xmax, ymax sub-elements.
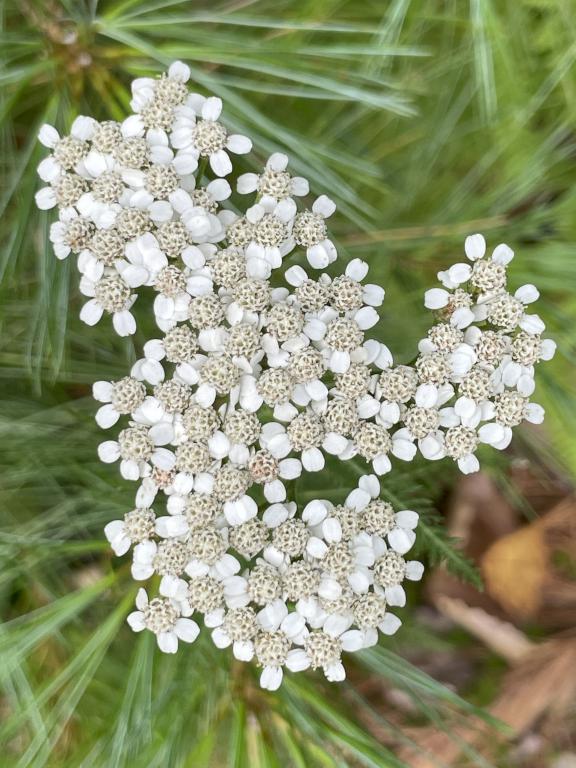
<box><xmin>406</xmin><ymin>560</ymin><xmax>425</xmax><ymax>580</ymax></box>
<box><xmin>302</xmin><ymin>500</ymin><xmax>328</xmax><ymax>526</ymax></box>
<box><xmin>286</xmin><ymin>649</ymin><xmax>310</xmax><ymax>672</ymax></box>
<box><xmin>233</xmin><ymin>640</ymin><xmax>254</xmax><ymax>661</ymax></box>
<box><xmin>70</xmin><ymin>117</ymin><xmax>97</xmax><ymax>141</ymax></box>
<box><xmin>113</xmin><ymin>310</ymin><xmax>136</xmax><ymax>337</ymax></box>
<box><xmin>385</xmin><ymin>585</ymin><xmax>406</xmax><ymax>607</ymax></box>
<box><xmin>190</xmin><ymin>474</ymin><xmax>213</xmax><ymax>497</ymax></box>
<box><xmin>387</xmin><ymin>528</ymin><xmax>415</xmax><ymax>555</ymax></box>
<box><xmin>415</xmin><ymin>383</ymin><xmax>439</xmax><ymax>409</ymax></box>
<box><xmin>121</xmin><ymin>264</ymin><xmax>149</xmax><ymax>288</ymax></box>
<box><xmin>214</xmin><ymin>554</ymin><xmax>240</xmax><ymax>578</ymax></box>
<box><xmin>291</xmin><ymin>177</ymin><xmax>309</xmax><ymax>196</ymax></box>
<box><xmin>92</xmin><ymin>381</ymin><xmax>114</xmax><ymax>405</ymax></box>
<box><xmin>302</xmin><ymin>447</ymin><xmax>325</xmax><ymax>472</ymax></box>
<box><xmin>38</xmin><ymin>123</ymin><xmax>60</xmax><ymax>148</ymax></box>
<box><xmin>280</xmin><ymin>612</ymin><xmax>306</xmax><ymax>639</ymax></box>
<box><xmin>329</xmin><ymin>350</ymin><xmax>351</xmax><ymax>374</ymax></box>
<box><xmin>492</xmin><ymin>243</ymin><xmax>514</xmax><ymax>265</ymax></box>
<box><xmin>379</xmin><ymin>613</ymin><xmax>402</xmax><ymax>635</ymax></box>
<box><xmin>237</xmin><ymin>173</ymin><xmax>258</xmax><ymax>194</ymax></box>
<box><xmin>324</xmin><ymin>614</ymin><xmax>353</xmax><ymax>637</ymax></box>
<box><xmin>157</xmin><ymin>631</ymin><xmax>178</xmax><ymax>653</ymax></box>
<box><xmin>306</xmin><ymin>537</ymin><xmax>328</xmax><ymax>558</ymax></box>
<box><xmin>209</xmin><ymin>149</ymin><xmax>232</xmax><ymax>177</ymax></box>
<box><xmin>454</xmin><ymin>396</ymin><xmax>478</xmax><ymax>421</ymax></box>
<box><xmin>127</xmin><ymin>611</ymin><xmax>146</xmax><ymax>632</ymax></box>
<box><xmin>540</xmin><ymin>339</ymin><xmax>556</xmax><ymax>361</ymax></box>
<box><xmin>284</xmin><ymin>265</ymin><xmax>307</xmax><ymax>287</ymax></box>
<box><xmin>37</xmin><ymin>157</ymin><xmax>60</xmax><ymax>183</ymax></box>
<box><xmin>135</xmin><ymin>588</ymin><xmax>149</xmax><ymax>611</ymax></box>
<box><xmin>348</xmin><ymin>571</ymin><xmax>370</xmax><ymax>593</ymax></box>
<box><xmin>149</xmin><ymin>201</ymin><xmax>173</xmax><ymax>222</ymax></box>
<box><xmin>525</xmin><ymin>402</ymin><xmax>545</xmax><ymax>424</ymax></box>
<box><xmin>312</xmin><ymin>195</ymin><xmax>336</xmax><ymax>218</ymax></box>
<box><xmin>424</xmin><ymin>288</ymin><xmax>450</xmax><ymax>309</ymax></box>
<box><xmin>517</xmin><ymin>374</ymin><xmax>535</xmax><ymax>397</ymax></box>
<box><xmin>363</xmin><ymin>284</ymin><xmax>385</xmax><ymax>306</ymax></box>
<box><xmin>457</xmin><ymin>454</ymin><xmax>480</xmax><ymax>474</ymax></box>
<box><xmin>262</xmin><ymin>479</ymin><xmax>285</xmax><ymax>503</ymax></box>
<box><xmin>322</xmin><ymin>518</ymin><xmax>342</xmax><ymax>544</ymax></box>
<box><xmin>260</xmin><ymin>666</ymin><xmax>283</xmax><ymax>691</ymax></box>
<box><xmin>307</xmin><ymin>242</ymin><xmax>331</xmax><ymax>269</ymax></box>
<box><xmin>345</xmin><ymin>488</ymin><xmax>371</xmax><ymax>512</ymax></box>
<box><xmin>447</xmin><ymin>263</ymin><xmax>472</xmax><ymax>285</ymax></box>
<box><xmin>121</xmin><ymin>114</ymin><xmax>145</xmax><ymax>138</ymax></box>
<box><xmin>168</xmin><ymin>60</ymin><xmax>191</xmax><ymax>82</ymax></box>
<box><xmin>226</xmin><ymin>134</ymin><xmax>252</xmax><ymax>154</ymax></box>
<box><xmin>418</xmin><ymin>435</ymin><xmax>444</xmax><ymax>460</ymax></box>
<box><xmin>324</xmin><ymin>661</ymin><xmax>346</xmax><ymax>682</ymax></box>
<box><xmin>206</xmin><ymin>178</ymin><xmax>231</xmax><ymax>201</ymax></box>
<box><xmin>394</xmin><ymin>509</ymin><xmax>419</xmax><ymax>529</ymax></box>
<box><xmin>224</xmin><ymin>496</ymin><xmax>257</xmax><ymax>525</ymax></box>
<box><xmin>80</xmin><ymin>299</ymin><xmax>104</xmax><ymax>326</ymax></box>
<box><xmin>322</xmin><ymin>432</ymin><xmax>348</xmax><ymax>455</ymax></box>
<box><xmin>95</xmin><ymin>404</ymin><xmax>120</xmax><ymax>429</ymax></box>
<box><xmin>257</xmin><ymin>599</ymin><xmax>288</xmax><ymax>631</ymax></box>
<box><xmin>104</xmin><ymin>519</ymin><xmax>124</xmax><ymax>542</ymax></box>
<box><xmin>155</xmin><ymin>515</ymin><xmax>188</xmax><ymax>538</ymax></box>
<box><xmin>305</xmin><ymin>379</ymin><xmax>328</xmax><ymax>401</ymax></box>
<box><xmin>519</xmin><ymin>314</ymin><xmax>545</xmax><ymax>335</ymax></box>
<box><xmin>208</xmin><ymin>431</ymin><xmax>231</xmax><ymax>459</ymax></box>
<box><xmin>478</xmin><ymin>422</ymin><xmax>506</xmax><ymax>445</ymax></box>
<box><xmin>121</xmin><ymin>459</ymin><xmax>141</xmax><ymax>482</ymax></box>
<box><xmin>340</xmin><ymin>629</ymin><xmax>365</xmax><ymax>652</ymax></box>
<box><xmin>451</xmin><ymin>307</ymin><xmax>475</xmax><ymax>329</ymax></box>
<box><xmin>372</xmin><ymin>454</ymin><xmax>392</xmax><ymax>474</ymax></box>
<box><xmin>131</xmin><ymin>562</ymin><xmax>155</xmax><ymax>581</ymax></box>
<box><xmin>98</xmin><ymin>440</ymin><xmax>120</xmax><ymax>463</ymax></box>
<box><xmin>359</xmin><ymin>474</ymin><xmax>380</xmax><ymax>498</ymax></box>
<box><xmin>201</xmin><ymin>97</ymin><xmax>222</xmax><ymax>121</ymax></box>
<box><xmin>212</xmin><ymin>627</ymin><xmax>232</xmax><ymax>648</ymax></box>
<box><xmin>345</xmin><ymin>258</ymin><xmax>368</xmax><ymax>281</ymax></box>
<box><xmin>175</xmin><ymin>618</ymin><xmax>200</xmax><ymax>643</ymax></box>
<box><xmin>515</xmin><ymin>284</ymin><xmax>539</xmax><ymax>305</ymax></box>
<box><xmin>152</xmin><ymin>447</ymin><xmax>176</xmax><ymax>470</ymax></box>
<box><xmin>34</xmin><ymin>187</ymin><xmax>58</xmax><ymax>210</ymax></box>
<box><xmin>354</xmin><ymin>306</ymin><xmax>379</xmax><ymax>331</ymax></box>
<box><xmin>464</xmin><ymin>233</ymin><xmax>486</xmax><ymax>261</ymax></box>
<box><xmin>278</xmin><ymin>458</ymin><xmax>302</xmax><ymax>480</ymax></box>
<box><xmin>263</xmin><ymin>504</ymin><xmax>290</xmax><ymax>530</ymax></box>
<box><xmin>317</xmin><ymin>577</ymin><xmax>342</xmax><ymax>600</ymax></box>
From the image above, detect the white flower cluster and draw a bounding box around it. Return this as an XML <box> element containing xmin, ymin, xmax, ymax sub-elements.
<box><xmin>36</xmin><ymin>62</ymin><xmax>555</xmax><ymax>689</ymax></box>
<box><xmin>411</xmin><ymin>233</ymin><xmax>556</xmax><ymax>473</ymax></box>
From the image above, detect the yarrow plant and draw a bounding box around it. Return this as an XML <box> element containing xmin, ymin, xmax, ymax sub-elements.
<box><xmin>36</xmin><ymin>61</ymin><xmax>556</xmax><ymax>690</ymax></box>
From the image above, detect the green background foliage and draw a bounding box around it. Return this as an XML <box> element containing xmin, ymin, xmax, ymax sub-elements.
<box><xmin>1</xmin><ymin>1</ymin><xmax>574</xmax><ymax>765</ymax></box>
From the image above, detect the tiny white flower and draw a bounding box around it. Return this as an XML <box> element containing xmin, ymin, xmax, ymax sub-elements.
<box><xmin>171</xmin><ymin>96</ymin><xmax>252</xmax><ymax>177</ymax></box>
<box><xmin>237</xmin><ymin>153</ymin><xmax>309</xmax><ymax>201</ymax></box>
<box><xmin>127</xmin><ymin>586</ymin><xmax>199</xmax><ymax>653</ymax></box>
<box><xmin>79</xmin><ymin>270</ymin><xmax>137</xmax><ymax>336</ymax></box>
<box><xmin>98</xmin><ymin>423</ymin><xmax>175</xmax><ymax>481</ymax></box>
<box><xmin>117</xmin><ymin>233</ymin><xmax>168</xmax><ymax>287</ymax></box>
<box><xmin>292</xmin><ymin>195</ymin><xmax>337</xmax><ymax>269</ymax></box>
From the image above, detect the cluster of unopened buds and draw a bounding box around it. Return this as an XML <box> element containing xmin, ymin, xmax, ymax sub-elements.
<box><xmin>36</xmin><ymin>62</ymin><xmax>556</xmax><ymax>690</ymax></box>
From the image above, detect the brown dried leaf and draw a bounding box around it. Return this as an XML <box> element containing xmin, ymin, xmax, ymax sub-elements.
<box><xmin>481</xmin><ymin>497</ymin><xmax>576</xmax><ymax>624</ymax></box>
<box><xmin>397</xmin><ymin>637</ymin><xmax>576</xmax><ymax>768</ymax></box>
<box><xmin>481</xmin><ymin>524</ymin><xmax>548</xmax><ymax>620</ymax></box>
<box><xmin>435</xmin><ymin>596</ymin><xmax>534</xmax><ymax>664</ymax></box>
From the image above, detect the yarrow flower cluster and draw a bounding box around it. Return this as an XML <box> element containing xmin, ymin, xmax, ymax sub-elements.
<box><xmin>36</xmin><ymin>62</ymin><xmax>555</xmax><ymax>690</ymax></box>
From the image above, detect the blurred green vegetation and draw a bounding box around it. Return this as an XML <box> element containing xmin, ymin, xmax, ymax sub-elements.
<box><xmin>1</xmin><ymin>0</ymin><xmax>575</xmax><ymax>765</ymax></box>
